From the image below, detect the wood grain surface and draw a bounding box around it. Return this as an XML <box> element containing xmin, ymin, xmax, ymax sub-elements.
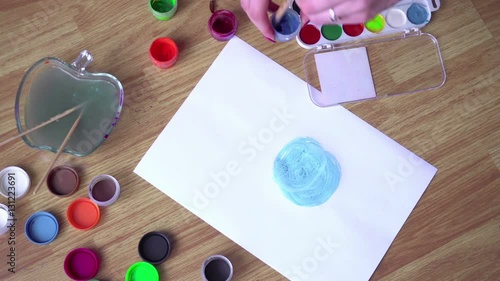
<box><xmin>0</xmin><ymin>0</ymin><xmax>499</xmax><ymax>280</ymax></box>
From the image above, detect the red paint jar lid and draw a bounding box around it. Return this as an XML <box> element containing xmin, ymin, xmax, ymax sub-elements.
<box><xmin>149</xmin><ymin>37</ymin><xmax>179</xmax><ymax>68</ymax></box>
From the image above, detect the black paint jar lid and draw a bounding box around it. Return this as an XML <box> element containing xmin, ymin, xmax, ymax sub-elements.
<box><xmin>138</xmin><ymin>232</ymin><xmax>171</xmax><ymax>264</ymax></box>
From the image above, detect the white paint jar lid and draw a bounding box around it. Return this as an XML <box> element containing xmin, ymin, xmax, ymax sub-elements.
<box><xmin>0</xmin><ymin>166</ymin><xmax>30</xmax><ymax>199</ymax></box>
<box><xmin>0</xmin><ymin>203</ymin><xmax>13</xmax><ymax>236</ymax></box>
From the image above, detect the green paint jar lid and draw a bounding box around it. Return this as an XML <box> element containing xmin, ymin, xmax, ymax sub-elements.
<box><xmin>125</xmin><ymin>262</ymin><xmax>159</xmax><ymax>281</ymax></box>
<box><xmin>149</xmin><ymin>0</ymin><xmax>178</xmax><ymax>21</ymax></box>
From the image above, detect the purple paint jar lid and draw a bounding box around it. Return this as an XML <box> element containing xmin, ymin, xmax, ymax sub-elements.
<box><xmin>88</xmin><ymin>174</ymin><xmax>120</xmax><ymax>206</ymax></box>
<box><xmin>64</xmin><ymin>248</ymin><xmax>99</xmax><ymax>281</ymax></box>
<box><xmin>138</xmin><ymin>231</ymin><xmax>171</xmax><ymax>264</ymax></box>
<box><xmin>208</xmin><ymin>10</ymin><xmax>238</xmax><ymax>41</ymax></box>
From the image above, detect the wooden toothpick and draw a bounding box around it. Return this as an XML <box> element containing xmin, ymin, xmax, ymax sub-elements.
<box><xmin>0</xmin><ymin>104</ymin><xmax>84</xmax><ymax>148</ymax></box>
<box><xmin>32</xmin><ymin>110</ymin><xmax>84</xmax><ymax>195</ymax></box>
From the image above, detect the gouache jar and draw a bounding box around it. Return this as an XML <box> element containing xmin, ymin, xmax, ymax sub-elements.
<box><xmin>271</xmin><ymin>9</ymin><xmax>301</xmax><ymax>42</ymax></box>
<box><xmin>149</xmin><ymin>0</ymin><xmax>178</xmax><ymax>21</ymax></box>
<box><xmin>208</xmin><ymin>10</ymin><xmax>238</xmax><ymax>41</ymax></box>
<box><xmin>149</xmin><ymin>37</ymin><xmax>179</xmax><ymax>69</ymax></box>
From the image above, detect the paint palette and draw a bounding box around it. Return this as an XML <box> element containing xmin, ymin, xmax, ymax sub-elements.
<box><xmin>295</xmin><ymin>0</ymin><xmax>446</xmax><ymax>106</ymax></box>
<box><xmin>295</xmin><ymin>0</ymin><xmax>440</xmax><ymax>49</ymax></box>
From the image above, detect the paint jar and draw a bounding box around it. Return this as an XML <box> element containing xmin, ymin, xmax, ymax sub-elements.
<box><xmin>0</xmin><ymin>203</ymin><xmax>13</xmax><ymax>236</ymax></box>
<box><xmin>25</xmin><ymin>211</ymin><xmax>59</xmax><ymax>245</ymax></box>
<box><xmin>67</xmin><ymin>198</ymin><xmax>101</xmax><ymax>230</ymax></box>
<box><xmin>201</xmin><ymin>255</ymin><xmax>233</xmax><ymax>281</ymax></box>
<box><xmin>0</xmin><ymin>166</ymin><xmax>30</xmax><ymax>199</ymax></box>
<box><xmin>149</xmin><ymin>37</ymin><xmax>179</xmax><ymax>69</ymax></box>
<box><xmin>149</xmin><ymin>0</ymin><xmax>178</xmax><ymax>21</ymax></box>
<box><xmin>208</xmin><ymin>10</ymin><xmax>238</xmax><ymax>41</ymax></box>
<box><xmin>47</xmin><ymin>165</ymin><xmax>79</xmax><ymax>197</ymax></box>
<box><xmin>271</xmin><ymin>9</ymin><xmax>301</xmax><ymax>42</ymax></box>
<box><xmin>88</xmin><ymin>174</ymin><xmax>120</xmax><ymax>206</ymax></box>
<box><xmin>126</xmin><ymin>262</ymin><xmax>159</xmax><ymax>281</ymax></box>
<box><xmin>64</xmin><ymin>248</ymin><xmax>99</xmax><ymax>280</ymax></box>
<box><xmin>138</xmin><ymin>231</ymin><xmax>171</xmax><ymax>264</ymax></box>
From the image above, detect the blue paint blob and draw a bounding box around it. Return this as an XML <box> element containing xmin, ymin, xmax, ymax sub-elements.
<box><xmin>406</xmin><ymin>4</ymin><xmax>429</xmax><ymax>25</ymax></box>
<box><xmin>273</xmin><ymin>137</ymin><xmax>341</xmax><ymax>207</ymax></box>
<box><xmin>272</xmin><ymin>10</ymin><xmax>300</xmax><ymax>35</ymax></box>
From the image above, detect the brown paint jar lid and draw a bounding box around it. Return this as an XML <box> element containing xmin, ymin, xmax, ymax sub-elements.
<box><xmin>47</xmin><ymin>166</ymin><xmax>79</xmax><ymax>197</ymax></box>
<box><xmin>88</xmin><ymin>174</ymin><xmax>120</xmax><ymax>206</ymax></box>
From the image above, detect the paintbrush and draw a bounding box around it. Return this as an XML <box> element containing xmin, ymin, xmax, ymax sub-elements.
<box><xmin>0</xmin><ymin>104</ymin><xmax>85</xmax><ymax>148</ymax></box>
<box><xmin>274</xmin><ymin>0</ymin><xmax>293</xmax><ymax>24</ymax></box>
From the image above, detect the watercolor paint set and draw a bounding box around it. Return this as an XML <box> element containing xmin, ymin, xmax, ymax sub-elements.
<box><xmin>272</xmin><ymin>0</ymin><xmax>447</xmax><ymax>107</ymax></box>
<box><xmin>294</xmin><ymin>0</ymin><xmax>440</xmax><ymax>48</ymax></box>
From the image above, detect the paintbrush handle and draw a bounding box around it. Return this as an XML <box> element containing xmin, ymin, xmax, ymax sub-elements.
<box><xmin>275</xmin><ymin>0</ymin><xmax>292</xmax><ymax>23</ymax></box>
<box><xmin>0</xmin><ymin>104</ymin><xmax>82</xmax><ymax>148</ymax></box>
<box><xmin>32</xmin><ymin>111</ymin><xmax>83</xmax><ymax>195</ymax></box>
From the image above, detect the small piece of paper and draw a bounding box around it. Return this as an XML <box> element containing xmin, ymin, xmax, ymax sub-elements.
<box><xmin>314</xmin><ymin>47</ymin><xmax>376</xmax><ymax>104</ymax></box>
<box><xmin>134</xmin><ymin>37</ymin><xmax>437</xmax><ymax>281</ymax></box>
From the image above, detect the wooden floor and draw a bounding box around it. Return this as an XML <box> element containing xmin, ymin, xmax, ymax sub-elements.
<box><xmin>0</xmin><ymin>0</ymin><xmax>498</xmax><ymax>280</ymax></box>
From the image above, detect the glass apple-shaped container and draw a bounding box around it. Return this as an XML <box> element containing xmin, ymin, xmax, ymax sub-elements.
<box><xmin>15</xmin><ymin>50</ymin><xmax>124</xmax><ymax>156</ymax></box>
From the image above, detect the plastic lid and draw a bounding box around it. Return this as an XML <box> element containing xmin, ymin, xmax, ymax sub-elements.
<box><xmin>64</xmin><ymin>248</ymin><xmax>99</xmax><ymax>280</ymax></box>
<box><xmin>303</xmin><ymin>31</ymin><xmax>446</xmax><ymax>107</ymax></box>
<box><xmin>0</xmin><ymin>203</ymin><xmax>12</xmax><ymax>236</ymax></box>
<box><xmin>125</xmin><ymin>262</ymin><xmax>159</xmax><ymax>281</ymax></box>
<box><xmin>0</xmin><ymin>166</ymin><xmax>30</xmax><ymax>198</ymax></box>
<box><xmin>25</xmin><ymin>211</ymin><xmax>59</xmax><ymax>245</ymax></box>
<box><xmin>138</xmin><ymin>232</ymin><xmax>171</xmax><ymax>264</ymax></box>
<box><xmin>47</xmin><ymin>165</ymin><xmax>79</xmax><ymax>197</ymax></box>
<box><xmin>201</xmin><ymin>255</ymin><xmax>233</xmax><ymax>281</ymax></box>
<box><xmin>149</xmin><ymin>38</ymin><xmax>179</xmax><ymax>69</ymax></box>
<box><xmin>67</xmin><ymin>198</ymin><xmax>100</xmax><ymax>230</ymax></box>
<box><xmin>88</xmin><ymin>174</ymin><xmax>120</xmax><ymax>206</ymax></box>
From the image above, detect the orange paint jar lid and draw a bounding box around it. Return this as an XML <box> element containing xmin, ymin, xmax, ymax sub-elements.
<box><xmin>67</xmin><ymin>198</ymin><xmax>100</xmax><ymax>230</ymax></box>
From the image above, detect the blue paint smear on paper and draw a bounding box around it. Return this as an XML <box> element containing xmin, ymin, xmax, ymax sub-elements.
<box><xmin>273</xmin><ymin>137</ymin><xmax>341</xmax><ymax>207</ymax></box>
<box><xmin>407</xmin><ymin>3</ymin><xmax>429</xmax><ymax>25</ymax></box>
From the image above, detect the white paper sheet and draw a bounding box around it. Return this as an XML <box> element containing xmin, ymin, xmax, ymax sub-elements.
<box><xmin>314</xmin><ymin>47</ymin><xmax>376</xmax><ymax>104</ymax></box>
<box><xmin>134</xmin><ymin>37</ymin><xmax>437</xmax><ymax>281</ymax></box>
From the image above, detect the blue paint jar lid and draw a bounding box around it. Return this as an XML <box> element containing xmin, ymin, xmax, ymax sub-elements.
<box><xmin>25</xmin><ymin>211</ymin><xmax>59</xmax><ymax>245</ymax></box>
